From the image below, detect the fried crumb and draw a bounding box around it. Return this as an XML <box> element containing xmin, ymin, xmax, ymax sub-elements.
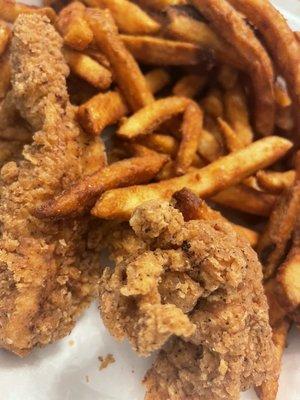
<box><xmin>98</xmin><ymin>354</ymin><xmax>115</xmax><ymax>370</ymax></box>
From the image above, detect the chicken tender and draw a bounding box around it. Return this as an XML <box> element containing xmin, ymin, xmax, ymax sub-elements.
<box><xmin>100</xmin><ymin>198</ymin><xmax>276</xmax><ymax>399</ymax></box>
<box><xmin>0</xmin><ymin>14</ymin><xmax>101</xmax><ymax>356</ymax></box>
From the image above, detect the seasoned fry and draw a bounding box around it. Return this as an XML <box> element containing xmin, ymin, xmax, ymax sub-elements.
<box><xmin>224</xmin><ymin>84</ymin><xmax>254</xmax><ymax>146</ymax></box>
<box><xmin>86</xmin><ymin>9</ymin><xmax>154</xmax><ymax>111</ymax></box>
<box><xmin>83</xmin><ymin>138</ymin><xmax>107</xmax><ymax>176</ymax></box>
<box><xmin>217</xmin><ymin>65</ymin><xmax>238</xmax><ymax>90</ymax></box>
<box><xmin>175</xmin><ymin>103</ymin><xmax>203</xmax><ymax>175</ymax></box>
<box><xmin>172</xmin><ymin>74</ymin><xmax>207</xmax><ymax>99</ymax></box>
<box><xmin>138</xmin><ymin>0</ymin><xmax>186</xmax><ymax>9</ymax></box>
<box><xmin>217</xmin><ymin>117</ymin><xmax>244</xmax><ymax>152</ymax></box>
<box><xmin>201</xmin><ymin>88</ymin><xmax>224</xmax><ymax>118</ymax></box>
<box><xmin>197</xmin><ymin>128</ymin><xmax>223</xmax><ymax>162</ymax></box>
<box><xmin>257</xmin><ymin>156</ymin><xmax>300</xmax><ymax>279</ymax></box>
<box><xmin>77</xmin><ymin>70</ymin><xmax>170</xmax><ymax>136</ymax></box>
<box><xmin>256</xmin><ymin>170</ymin><xmax>295</xmax><ymax>195</ymax></box>
<box><xmin>56</xmin><ymin>2</ymin><xmax>93</xmax><ymax>51</ymax></box>
<box><xmin>166</xmin><ymin>9</ymin><xmax>240</xmax><ymax>68</ymax></box>
<box><xmin>0</xmin><ymin>52</ymin><xmax>10</xmax><ymax>99</ymax></box>
<box><xmin>118</xmin><ymin>96</ymin><xmax>190</xmax><ymax>139</ymax></box>
<box><xmin>0</xmin><ymin>20</ymin><xmax>10</xmax><ymax>56</ymax></box>
<box><xmin>145</xmin><ymin>68</ymin><xmax>171</xmax><ymax>94</ymax></box>
<box><xmin>255</xmin><ymin>319</ymin><xmax>290</xmax><ymax>400</ymax></box>
<box><xmin>211</xmin><ymin>185</ymin><xmax>277</xmax><ymax>217</ymax></box>
<box><xmin>228</xmin><ymin>0</ymin><xmax>300</xmax><ymax>140</ymax></box>
<box><xmin>83</xmin><ymin>0</ymin><xmax>160</xmax><ymax>35</ymax></box>
<box><xmin>0</xmin><ymin>0</ymin><xmax>56</xmax><ymax>22</ymax></box>
<box><xmin>191</xmin><ymin>0</ymin><xmax>275</xmax><ymax>136</ymax></box>
<box><xmin>35</xmin><ymin>152</ymin><xmax>168</xmax><ymax>219</ymax></box>
<box><xmin>137</xmin><ymin>134</ymin><xmax>178</xmax><ymax>157</ymax></box>
<box><xmin>121</xmin><ymin>34</ymin><xmax>209</xmax><ymax>66</ymax></box>
<box><xmin>92</xmin><ymin>136</ymin><xmax>292</xmax><ymax>220</ymax></box>
<box><xmin>63</xmin><ymin>48</ymin><xmax>112</xmax><ymax>89</ymax></box>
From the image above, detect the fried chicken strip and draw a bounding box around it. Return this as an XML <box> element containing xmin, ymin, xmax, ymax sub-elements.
<box><xmin>100</xmin><ymin>196</ymin><xmax>276</xmax><ymax>399</ymax></box>
<box><xmin>0</xmin><ymin>14</ymin><xmax>101</xmax><ymax>356</ymax></box>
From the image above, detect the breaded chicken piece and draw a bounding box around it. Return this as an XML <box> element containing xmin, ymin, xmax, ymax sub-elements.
<box><xmin>0</xmin><ymin>14</ymin><xmax>101</xmax><ymax>356</ymax></box>
<box><xmin>100</xmin><ymin>199</ymin><xmax>276</xmax><ymax>399</ymax></box>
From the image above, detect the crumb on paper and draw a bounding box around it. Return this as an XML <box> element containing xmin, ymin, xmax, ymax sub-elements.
<box><xmin>68</xmin><ymin>339</ymin><xmax>75</xmax><ymax>347</ymax></box>
<box><xmin>85</xmin><ymin>375</ymin><xmax>90</xmax><ymax>383</ymax></box>
<box><xmin>98</xmin><ymin>354</ymin><xmax>115</xmax><ymax>370</ymax></box>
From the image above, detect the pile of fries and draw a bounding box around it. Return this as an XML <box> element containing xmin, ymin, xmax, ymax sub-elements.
<box><xmin>0</xmin><ymin>0</ymin><xmax>300</xmax><ymax>398</ymax></box>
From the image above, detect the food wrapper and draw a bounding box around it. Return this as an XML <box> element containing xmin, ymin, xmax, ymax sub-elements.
<box><xmin>0</xmin><ymin>1</ymin><xmax>299</xmax><ymax>399</ymax></box>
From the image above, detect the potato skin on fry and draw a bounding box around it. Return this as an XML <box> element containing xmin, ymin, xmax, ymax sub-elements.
<box><xmin>92</xmin><ymin>136</ymin><xmax>292</xmax><ymax>220</ymax></box>
<box><xmin>34</xmin><ymin>153</ymin><xmax>168</xmax><ymax>219</ymax></box>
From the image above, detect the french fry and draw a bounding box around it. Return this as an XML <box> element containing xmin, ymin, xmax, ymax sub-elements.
<box><xmin>56</xmin><ymin>2</ymin><xmax>93</xmax><ymax>51</ymax></box>
<box><xmin>84</xmin><ymin>48</ymin><xmax>110</xmax><ymax>69</ymax></box>
<box><xmin>34</xmin><ymin>152</ymin><xmax>168</xmax><ymax>219</ymax></box>
<box><xmin>117</xmin><ymin>96</ymin><xmax>190</xmax><ymax>139</ymax></box>
<box><xmin>137</xmin><ymin>0</ymin><xmax>186</xmax><ymax>10</ymax></box>
<box><xmin>243</xmin><ymin>175</ymin><xmax>261</xmax><ymax>191</ymax></box>
<box><xmin>201</xmin><ymin>88</ymin><xmax>224</xmax><ymax>118</ymax></box>
<box><xmin>166</xmin><ymin>9</ymin><xmax>240</xmax><ymax>68</ymax></box>
<box><xmin>255</xmin><ymin>319</ymin><xmax>290</xmax><ymax>400</ymax></box>
<box><xmin>256</xmin><ymin>170</ymin><xmax>295</xmax><ymax>195</ymax></box>
<box><xmin>257</xmin><ymin>155</ymin><xmax>300</xmax><ymax>279</ymax></box>
<box><xmin>145</xmin><ymin>68</ymin><xmax>171</xmax><ymax>94</ymax></box>
<box><xmin>274</xmin><ymin>82</ymin><xmax>292</xmax><ymax>108</ymax></box>
<box><xmin>86</xmin><ymin>9</ymin><xmax>154</xmax><ymax>111</ymax></box>
<box><xmin>172</xmin><ymin>74</ymin><xmax>207</xmax><ymax>98</ymax></box>
<box><xmin>0</xmin><ymin>52</ymin><xmax>10</xmax><ymax>99</ymax></box>
<box><xmin>63</xmin><ymin>48</ymin><xmax>112</xmax><ymax>90</ymax></box>
<box><xmin>92</xmin><ymin>136</ymin><xmax>292</xmax><ymax>220</ymax></box>
<box><xmin>264</xmin><ymin>279</ymin><xmax>287</xmax><ymax>328</ymax></box>
<box><xmin>211</xmin><ymin>185</ymin><xmax>277</xmax><ymax>217</ymax></box>
<box><xmin>77</xmin><ymin>70</ymin><xmax>169</xmax><ymax>136</ymax></box>
<box><xmin>83</xmin><ymin>138</ymin><xmax>107</xmax><ymax>176</ymax></box>
<box><xmin>197</xmin><ymin>128</ymin><xmax>223</xmax><ymax>162</ymax></box>
<box><xmin>0</xmin><ymin>20</ymin><xmax>10</xmax><ymax>56</ymax></box>
<box><xmin>137</xmin><ymin>134</ymin><xmax>178</xmax><ymax>157</ymax></box>
<box><xmin>224</xmin><ymin>84</ymin><xmax>254</xmax><ymax>146</ymax></box>
<box><xmin>173</xmin><ymin>188</ymin><xmax>259</xmax><ymax>247</ymax></box>
<box><xmin>217</xmin><ymin>118</ymin><xmax>244</xmax><ymax>152</ymax></box>
<box><xmin>120</xmin><ymin>34</ymin><xmax>209</xmax><ymax>66</ymax></box>
<box><xmin>83</xmin><ymin>0</ymin><xmax>160</xmax><ymax>35</ymax></box>
<box><xmin>275</xmin><ymin>105</ymin><xmax>294</xmax><ymax>131</ymax></box>
<box><xmin>175</xmin><ymin>103</ymin><xmax>203</xmax><ymax>175</ymax></box>
<box><xmin>191</xmin><ymin>0</ymin><xmax>275</xmax><ymax>137</ymax></box>
<box><xmin>217</xmin><ymin>65</ymin><xmax>239</xmax><ymax>90</ymax></box>
<box><xmin>0</xmin><ymin>0</ymin><xmax>56</xmax><ymax>22</ymax></box>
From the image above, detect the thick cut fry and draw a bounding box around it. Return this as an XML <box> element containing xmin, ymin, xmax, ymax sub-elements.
<box><xmin>201</xmin><ymin>88</ymin><xmax>224</xmax><ymax>118</ymax></box>
<box><xmin>77</xmin><ymin>70</ymin><xmax>167</xmax><ymax>136</ymax></box>
<box><xmin>224</xmin><ymin>84</ymin><xmax>254</xmax><ymax>146</ymax></box>
<box><xmin>197</xmin><ymin>128</ymin><xmax>223</xmax><ymax>162</ymax></box>
<box><xmin>0</xmin><ymin>20</ymin><xmax>10</xmax><ymax>56</ymax></box>
<box><xmin>145</xmin><ymin>68</ymin><xmax>171</xmax><ymax>93</ymax></box>
<box><xmin>274</xmin><ymin>83</ymin><xmax>292</xmax><ymax>108</ymax></box>
<box><xmin>92</xmin><ymin>136</ymin><xmax>292</xmax><ymax>220</ymax></box>
<box><xmin>275</xmin><ymin>105</ymin><xmax>294</xmax><ymax>131</ymax></box>
<box><xmin>0</xmin><ymin>0</ymin><xmax>56</xmax><ymax>22</ymax></box>
<box><xmin>166</xmin><ymin>9</ymin><xmax>240</xmax><ymax>68</ymax></box>
<box><xmin>83</xmin><ymin>0</ymin><xmax>160</xmax><ymax>35</ymax></box>
<box><xmin>121</xmin><ymin>34</ymin><xmax>209</xmax><ymax>66</ymax></box>
<box><xmin>86</xmin><ymin>9</ymin><xmax>154</xmax><ymax>111</ymax></box>
<box><xmin>191</xmin><ymin>0</ymin><xmax>275</xmax><ymax>136</ymax></box>
<box><xmin>138</xmin><ymin>0</ymin><xmax>186</xmax><ymax>9</ymax></box>
<box><xmin>63</xmin><ymin>48</ymin><xmax>112</xmax><ymax>89</ymax></box>
<box><xmin>255</xmin><ymin>319</ymin><xmax>290</xmax><ymax>400</ymax></box>
<box><xmin>264</xmin><ymin>279</ymin><xmax>287</xmax><ymax>328</ymax></box>
<box><xmin>257</xmin><ymin>170</ymin><xmax>295</xmax><ymax>195</ymax></box>
<box><xmin>257</xmin><ymin>158</ymin><xmax>300</xmax><ymax>280</ymax></box>
<box><xmin>211</xmin><ymin>185</ymin><xmax>276</xmax><ymax>217</ymax></box>
<box><xmin>175</xmin><ymin>103</ymin><xmax>203</xmax><ymax>175</ymax></box>
<box><xmin>84</xmin><ymin>48</ymin><xmax>110</xmax><ymax>68</ymax></box>
<box><xmin>217</xmin><ymin>65</ymin><xmax>238</xmax><ymax>90</ymax></box>
<box><xmin>0</xmin><ymin>52</ymin><xmax>10</xmax><ymax>99</ymax></box>
<box><xmin>137</xmin><ymin>134</ymin><xmax>178</xmax><ymax>157</ymax></box>
<box><xmin>83</xmin><ymin>137</ymin><xmax>107</xmax><ymax>176</ymax></box>
<box><xmin>118</xmin><ymin>96</ymin><xmax>190</xmax><ymax>139</ymax></box>
<box><xmin>173</xmin><ymin>188</ymin><xmax>259</xmax><ymax>247</ymax></box>
<box><xmin>35</xmin><ymin>152</ymin><xmax>168</xmax><ymax>219</ymax></box>
<box><xmin>172</xmin><ymin>74</ymin><xmax>207</xmax><ymax>99</ymax></box>
<box><xmin>228</xmin><ymin>0</ymin><xmax>300</xmax><ymax>141</ymax></box>
<box><xmin>56</xmin><ymin>2</ymin><xmax>93</xmax><ymax>51</ymax></box>
<box><xmin>217</xmin><ymin>117</ymin><xmax>244</xmax><ymax>152</ymax></box>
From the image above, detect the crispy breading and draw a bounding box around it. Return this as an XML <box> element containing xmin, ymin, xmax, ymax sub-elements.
<box><xmin>0</xmin><ymin>15</ymin><xmax>101</xmax><ymax>356</ymax></box>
